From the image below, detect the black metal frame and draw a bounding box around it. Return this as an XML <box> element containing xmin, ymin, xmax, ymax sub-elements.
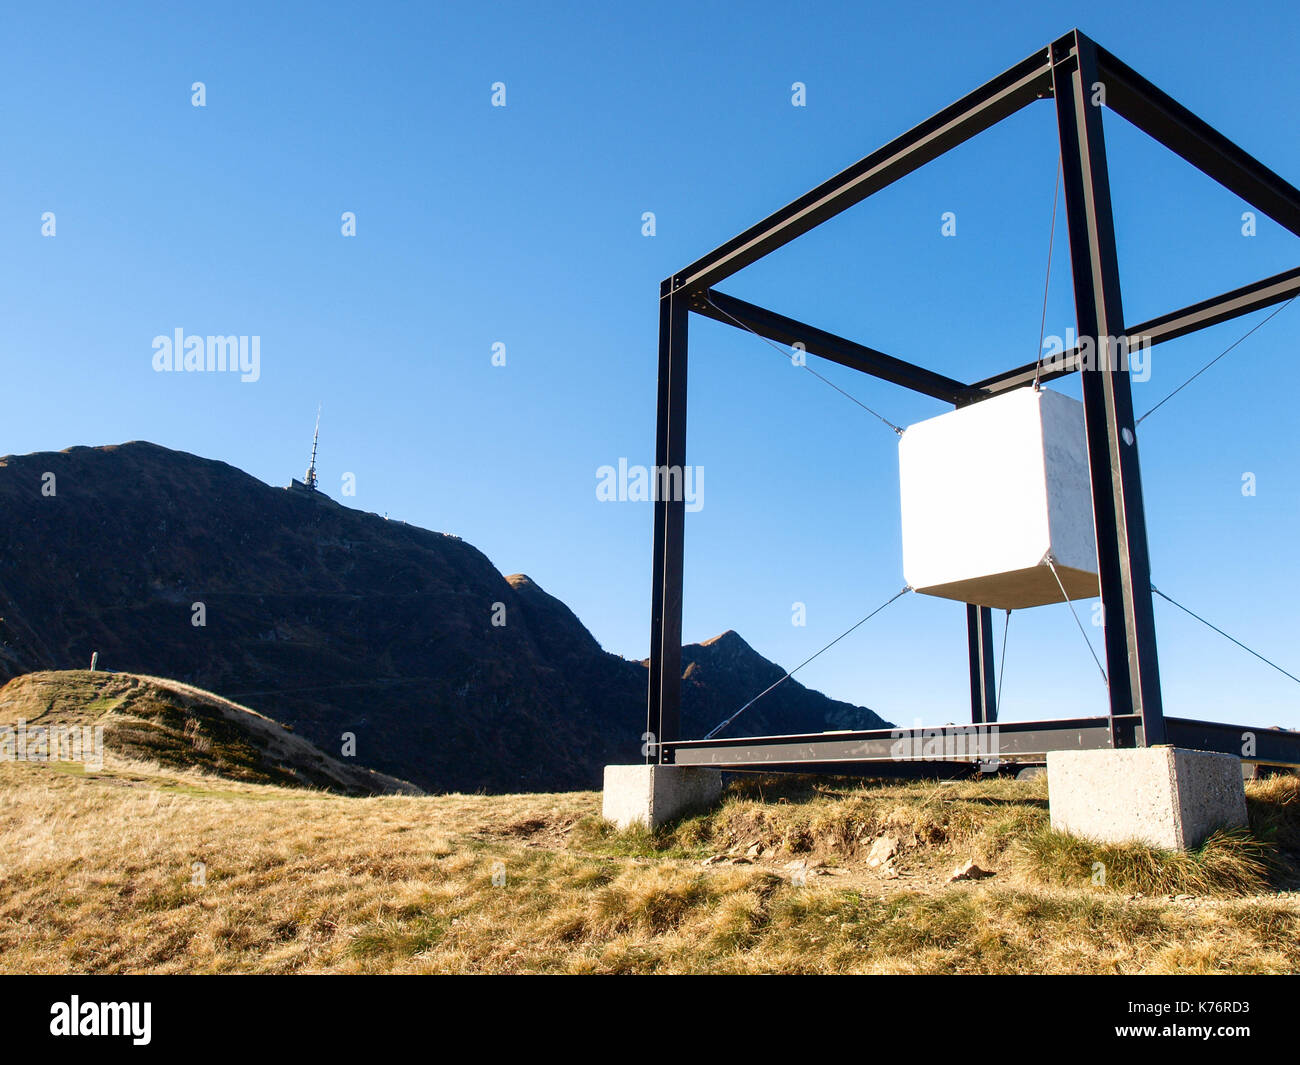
<box><xmin>648</xmin><ymin>29</ymin><xmax>1300</xmax><ymax>770</ymax></box>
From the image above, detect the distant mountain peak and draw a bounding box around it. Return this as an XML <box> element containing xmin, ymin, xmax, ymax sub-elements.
<box><xmin>698</xmin><ymin>629</ymin><xmax>751</xmax><ymax>651</ymax></box>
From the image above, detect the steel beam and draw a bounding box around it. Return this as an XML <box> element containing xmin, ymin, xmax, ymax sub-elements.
<box><xmin>716</xmin><ymin>761</ymin><xmax>984</xmax><ymax>779</ymax></box>
<box><xmin>967</xmin><ymin>263</ymin><xmax>1300</xmax><ymax>399</ymax></box>
<box><xmin>666</xmin><ymin>715</ymin><xmax>1135</xmax><ymax>769</ymax></box>
<box><xmin>1126</xmin><ymin>263</ymin><xmax>1300</xmax><ymax>349</ymax></box>
<box><xmin>1097</xmin><ymin>44</ymin><xmax>1300</xmax><ymax>239</ymax></box>
<box><xmin>1053</xmin><ymin>30</ymin><xmax>1165</xmax><ymax>745</ymax></box>
<box><xmin>665</xmin><ymin>715</ymin><xmax>1300</xmax><ymax>770</ymax></box>
<box><xmin>967</xmin><ymin>604</ymin><xmax>997</xmax><ymax>723</ymax></box>
<box><xmin>647</xmin><ymin>281</ymin><xmax>689</xmax><ymax>762</ymax></box>
<box><xmin>964</xmin><ymin>350</ymin><xmax>1079</xmax><ymax>399</ymax></box>
<box><xmin>694</xmin><ymin>289</ymin><xmax>970</xmax><ymax>403</ymax></box>
<box><xmin>1166</xmin><ymin>717</ymin><xmax>1300</xmax><ymax>767</ymax></box>
<box><xmin>668</xmin><ymin>47</ymin><xmax>1054</xmax><ymax>296</ymax></box>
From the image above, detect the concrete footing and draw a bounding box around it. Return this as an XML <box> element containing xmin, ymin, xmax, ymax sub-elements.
<box><xmin>1047</xmin><ymin>746</ymin><xmax>1247</xmax><ymax>851</ymax></box>
<box><xmin>602</xmin><ymin>764</ymin><xmax>723</xmax><ymax>830</ymax></box>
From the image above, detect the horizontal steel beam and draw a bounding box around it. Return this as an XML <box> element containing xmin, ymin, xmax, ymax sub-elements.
<box><xmin>965</xmin><ymin>263</ymin><xmax>1300</xmax><ymax>400</ymax></box>
<box><xmin>668</xmin><ymin>47</ymin><xmax>1054</xmax><ymax>296</ymax></box>
<box><xmin>1166</xmin><ymin>717</ymin><xmax>1300</xmax><ymax>767</ymax></box>
<box><xmin>665</xmin><ymin>716</ymin><xmax>1139</xmax><ymax>768</ymax></box>
<box><xmin>665</xmin><ymin>715</ymin><xmax>1300</xmax><ymax>770</ymax></box>
<box><xmin>721</xmin><ymin>761</ymin><xmax>987</xmax><ymax>780</ymax></box>
<box><xmin>694</xmin><ymin>289</ymin><xmax>970</xmax><ymax>404</ymax></box>
<box><xmin>1097</xmin><ymin>45</ymin><xmax>1300</xmax><ymax>239</ymax></box>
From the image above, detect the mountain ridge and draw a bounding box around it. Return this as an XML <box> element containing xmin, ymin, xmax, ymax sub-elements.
<box><xmin>0</xmin><ymin>441</ymin><xmax>890</xmax><ymax>791</ymax></box>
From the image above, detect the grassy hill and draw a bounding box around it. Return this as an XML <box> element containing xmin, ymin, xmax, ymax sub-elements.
<box><xmin>1</xmin><ymin>741</ymin><xmax>1297</xmax><ymax>973</ymax></box>
<box><xmin>0</xmin><ymin>670</ymin><xmax>418</xmax><ymax>796</ymax></box>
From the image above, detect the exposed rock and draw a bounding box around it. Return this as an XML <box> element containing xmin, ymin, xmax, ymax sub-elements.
<box><xmin>948</xmin><ymin>860</ymin><xmax>994</xmax><ymax>882</ymax></box>
<box><xmin>865</xmin><ymin>835</ymin><xmax>899</xmax><ymax>868</ymax></box>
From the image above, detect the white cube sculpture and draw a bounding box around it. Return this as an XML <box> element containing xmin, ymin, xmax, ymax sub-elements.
<box><xmin>898</xmin><ymin>387</ymin><xmax>1099</xmax><ymax>610</ymax></box>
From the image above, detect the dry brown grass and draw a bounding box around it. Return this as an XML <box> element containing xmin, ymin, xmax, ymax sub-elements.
<box><xmin>0</xmin><ymin>670</ymin><xmax>417</xmax><ymax>796</ymax></box>
<box><xmin>2</xmin><ymin>760</ymin><xmax>1298</xmax><ymax>974</ymax></box>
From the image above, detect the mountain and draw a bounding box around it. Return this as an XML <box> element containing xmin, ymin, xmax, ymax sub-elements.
<box><xmin>0</xmin><ymin>670</ymin><xmax>418</xmax><ymax>795</ymax></box>
<box><xmin>0</xmin><ymin>442</ymin><xmax>890</xmax><ymax>791</ymax></box>
<box><xmin>678</xmin><ymin>629</ymin><xmax>889</xmax><ymax>735</ymax></box>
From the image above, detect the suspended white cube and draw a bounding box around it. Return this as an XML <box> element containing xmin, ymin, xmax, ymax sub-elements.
<box><xmin>898</xmin><ymin>387</ymin><xmax>1099</xmax><ymax>610</ymax></box>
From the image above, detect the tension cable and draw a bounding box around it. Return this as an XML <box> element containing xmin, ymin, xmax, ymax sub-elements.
<box><xmin>1031</xmin><ymin>153</ymin><xmax>1063</xmax><ymax>392</ymax></box>
<box><xmin>1151</xmin><ymin>584</ymin><xmax>1300</xmax><ymax>687</ymax></box>
<box><xmin>1136</xmin><ymin>296</ymin><xmax>1297</xmax><ymax>426</ymax></box>
<box><xmin>703</xmin><ymin>584</ymin><xmax>912</xmax><ymax>740</ymax></box>
<box><xmin>1045</xmin><ymin>555</ymin><xmax>1109</xmax><ymax>689</ymax></box>
<box><xmin>996</xmin><ymin>608</ymin><xmax>1012</xmax><ymax>709</ymax></box>
<box><xmin>704</xmin><ymin>294</ymin><xmax>905</xmax><ymax>436</ymax></box>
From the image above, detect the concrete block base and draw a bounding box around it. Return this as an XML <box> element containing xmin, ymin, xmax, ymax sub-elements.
<box><xmin>602</xmin><ymin>764</ymin><xmax>723</xmax><ymax>830</ymax></box>
<box><xmin>1047</xmin><ymin>746</ymin><xmax>1247</xmax><ymax>851</ymax></box>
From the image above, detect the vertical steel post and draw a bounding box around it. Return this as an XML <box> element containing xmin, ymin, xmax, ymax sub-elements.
<box><xmin>967</xmin><ymin>604</ymin><xmax>997</xmax><ymax>724</ymax></box>
<box><xmin>1052</xmin><ymin>31</ymin><xmax>1165</xmax><ymax>746</ymax></box>
<box><xmin>647</xmin><ymin>279</ymin><xmax>689</xmax><ymax>762</ymax></box>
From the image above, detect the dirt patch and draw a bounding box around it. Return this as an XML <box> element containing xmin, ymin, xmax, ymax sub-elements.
<box><xmin>475</xmin><ymin>810</ymin><xmax>581</xmax><ymax>849</ymax></box>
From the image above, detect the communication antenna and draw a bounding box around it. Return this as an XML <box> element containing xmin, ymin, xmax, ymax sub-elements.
<box><xmin>304</xmin><ymin>404</ymin><xmax>321</xmax><ymax>490</ymax></box>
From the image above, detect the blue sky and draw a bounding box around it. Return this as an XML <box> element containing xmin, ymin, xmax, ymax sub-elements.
<box><xmin>3</xmin><ymin>0</ymin><xmax>1299</xmax><ymax>733</ymax></box>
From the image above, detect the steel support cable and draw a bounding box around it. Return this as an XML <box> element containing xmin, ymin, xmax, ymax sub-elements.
<box><xmin>703</xmin><ymin>294</ymin><xmax>905</xmax><ymax>436</ymax></box>
<box><xmin>1032</xmin><ymin>152</ymin><xmax>1063</xmax><ymax>392</ymax></box>
<box><xmin>1045</xmin><ymin>555</ymin><xmax>1109</xmax><ymax>688</ymax></box>
<box><xmin>703</xmin><ymin>585</ymin><xmax>913</xmax><ymax>740</ymax></box>
<box><xmin>1135</xmin><ymin>296</ymin><xmax>1297</xmax><ymax>426</ymax></box>
<box><xmin>996</xmin><ymin>608</ymin><xmax>1012</xmax><ymax>709</ymax></box>
<box><xmin>1150</xmin><ymin>584</ymin><xmax>1300</xmax><ymax>687</ymax></box>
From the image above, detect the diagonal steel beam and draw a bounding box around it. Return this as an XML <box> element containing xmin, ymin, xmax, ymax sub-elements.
<box><xmin>694</xmin><ymin>289</ymin><xmax>969</xmax><ymax>403</ymax></box>
<box><xmin>964</xmin><ymin>351</ymin><xmax>1079</xmax><ymax>399</ymax></box>
<box><xmin>668</xmin><ymin>47</ymin><xmax>1054</xmax><ymax>296</ymax></box>
<box><xmin>1125</xmin><ymin>262</ymin><xmax>1300</xmax><ymax>348</ymax></box>
<box><xmin>965</xmin><ymin>262</ymin><xmax>1300</xmax><ymax>399</ymax></box>
<box><xmin>1097</xmin><ymin>45</ymin><xmax>1300</xmax><ymax>239</ymax></box>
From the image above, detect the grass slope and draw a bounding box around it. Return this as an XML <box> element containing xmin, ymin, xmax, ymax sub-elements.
<box><xmin>1</xmin><ymin>758</ymin><xmax>1297</xmax><ymax>974</ymax></box>
<box><xmin>0</xmin><ymin>670</ymin><xmax>418</xmax><ymax>796</ymax></box>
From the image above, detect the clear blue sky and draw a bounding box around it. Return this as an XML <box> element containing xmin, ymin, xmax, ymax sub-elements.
<box><xmin>3</xmin><ymin>0</ymin><xmax>1299</xmax><ymax>733</ymax></box>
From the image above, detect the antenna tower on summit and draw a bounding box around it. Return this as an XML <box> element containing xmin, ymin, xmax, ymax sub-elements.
<box><xmin>304</xmin><ymin>404</ymin><xmax>321</xmax><ymax>490</ymax></box>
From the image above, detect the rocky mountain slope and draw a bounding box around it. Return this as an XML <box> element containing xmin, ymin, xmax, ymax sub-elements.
<box><xmin>0</xmin><ymin>442</ymin><xmax>889</xmax><ymax>791</ymax></box>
